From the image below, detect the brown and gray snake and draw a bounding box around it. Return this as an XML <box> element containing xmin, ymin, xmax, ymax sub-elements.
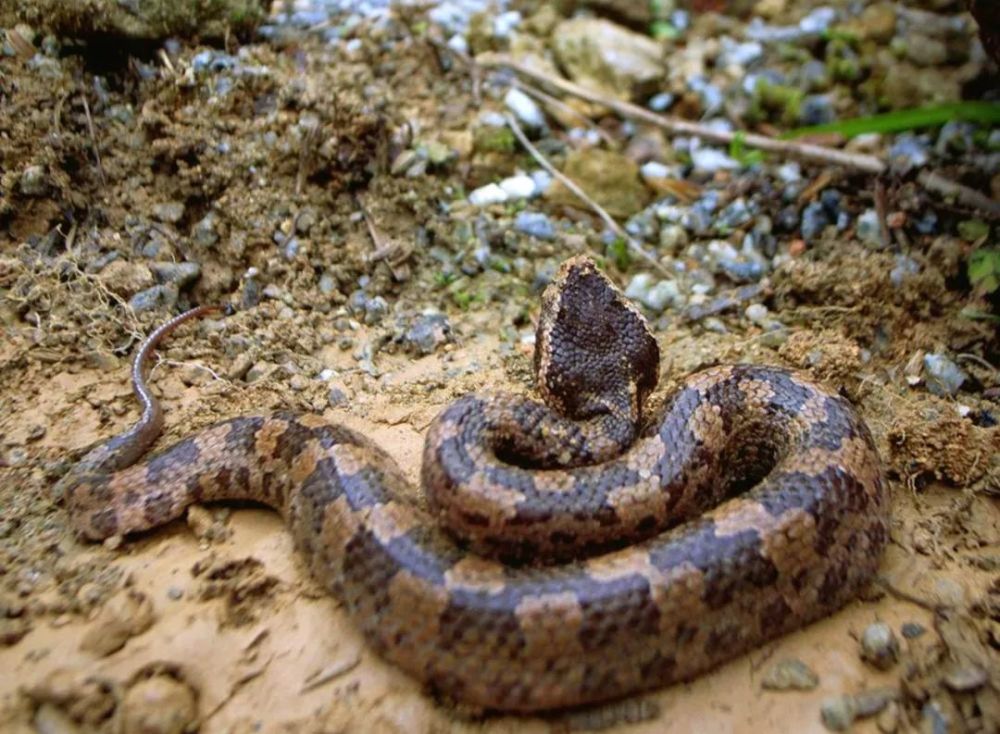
<box><xmin>61</xmin><ymin>255</ymin><xmax>890</xmax><ymax>712</ymax></box>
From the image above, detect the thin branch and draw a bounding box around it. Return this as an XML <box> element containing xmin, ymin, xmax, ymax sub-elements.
<box><xmin>482</xmin><ymin>56</ymin><xmax>1000</xmax><ymax>219</ymax></box>
<box><xmin>80</xmin><ymin>92</ymin><xmax>106</xmax><ymax>186</ymax></box>
<box><xmin>481</xmin><ymin>56</ymin><xmax>886</xmax><ymax>174</ymax></box>
<box><xmin>512</xmin><ymin>80</ymin><xmax>615</xmax><ymax>146</ymax></box>
<box><xmin>503</xmin><ymin>113</ymin><xmax>671</xmax><ymax>279</ymax></box>
<box><xmin>917</xmin><ymin>170</ymin><xmax>1000</xmax><ymax>219</ymax></box>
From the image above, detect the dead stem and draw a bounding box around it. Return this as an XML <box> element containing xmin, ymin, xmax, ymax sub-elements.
<box><xmin>481</xmin><ymin>56</ymin><xmax>1000</xmax><ymax>219</ymax></box>
<box><xmin>80</xmin><ymin>92</ymin><xmax>106</xmax><ymax>186</ymax></box>
<box><xmin>503</xmin><ymin>113</ymin><xmax>671</xmax><ymax>279</ymax></box>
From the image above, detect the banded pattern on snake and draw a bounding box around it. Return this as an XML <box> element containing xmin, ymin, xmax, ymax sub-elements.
<box><xmin>61</xmin><ymin>256</ymin><xmax>890</xmax><ymax>712</ymax></box>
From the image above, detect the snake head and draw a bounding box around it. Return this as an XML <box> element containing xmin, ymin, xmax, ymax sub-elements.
<box><xmin>534</xmin><ymin>256</ymin><xmax>660</xmax><ymax>423</ymax></box>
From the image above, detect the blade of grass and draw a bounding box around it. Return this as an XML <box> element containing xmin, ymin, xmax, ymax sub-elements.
<box><xmin>783</xmin><ymin>102</ymin><xmax>1000</xmax><ymax>139</ymax></box>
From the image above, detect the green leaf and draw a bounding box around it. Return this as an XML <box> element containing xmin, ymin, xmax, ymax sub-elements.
<box><xmin>649</xmin><ymin>21</ymin><xmax>678</xmax><ymax>40</ymax></box>
<box><xmin>729</xmin><ymin>132</ymin><xmax>766</xmax><ymax>166</ymax></box>
<box><xmin>606</xmin><ymin>237</ymin><xmax>632</xmax><ymax>271</ymax></box>
<box><xmin>968</xmin><ymin>248</ymin><xmax>1000</xmax><ymax>295</ymax></box>
<box><xmin>783</xmin><ymin>102</ymin><xmax>1000</xmax><ymax>139</ymax></box>
<box><xmin>958</xmin><ymin>219</ymin><xmax>990</xmax><ymax>243</ymax></box>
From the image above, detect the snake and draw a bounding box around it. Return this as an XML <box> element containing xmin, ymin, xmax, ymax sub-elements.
<box><xmin>61</xmin><ymin>255</ymin><xmax>890</xmax><ymax>712</ymax></box>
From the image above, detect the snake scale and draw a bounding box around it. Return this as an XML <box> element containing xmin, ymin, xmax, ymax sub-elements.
<box><xmin>62</xmin><ymin>255</ymin><xmax>890</xmax><ymax>712</ymax></box>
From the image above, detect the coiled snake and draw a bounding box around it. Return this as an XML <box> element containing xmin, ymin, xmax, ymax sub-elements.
<box><xmin>62</xmin><ymin>255</ymin><xmax>889</xmax><ymax>712</ymax></box>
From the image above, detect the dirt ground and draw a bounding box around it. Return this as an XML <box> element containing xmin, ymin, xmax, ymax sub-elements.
<box><xmin>1</xmin><ymin>4</ymin><xmax>999</xmax><ymax>734</ymax></box>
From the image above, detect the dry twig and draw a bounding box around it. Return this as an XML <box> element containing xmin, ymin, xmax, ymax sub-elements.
<box><xmin>503</xmin><ymin>113</ymin><xmax>671</xmax><ymax>279</ymax></box>
<box><xmin>482</xmin><ymin>56</ymin><xmax>1000</xmax><ymax>219</ymax></box>
<box><xmin>80</xmin><ymin>92</ymin><xmax>106</xmax><ymax>186</ymax></box>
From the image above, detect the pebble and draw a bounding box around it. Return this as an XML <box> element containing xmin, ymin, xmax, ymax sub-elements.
<box><xmin>327</xmin><ymin>386</ymin><xmax>349</xmax><ymax>407</ymax></box>
<box><xmin>245</xmin><ymin>361</ymin><xmax>278</xmax><ymax>384</ymax></box>
<box><xmin>860</xmin><ymin>622</ymin><xmax>900</xmax><ymax>671</ymax></box>
<box><xmin>192</xmin><ymin>213</ymin><xmax>219</xmax><ymax>247</ymax></box>
<box><xmin>120</xmin><ymin>676</ymin><xmax>197</xmax><ymax>734</ymax></box>
<box><xmin>504</xmin><ymin>88</ymin><xmax>544</xmax><ymax>129</ymax></box>
<box><xmin>761</xmin><ymin>658</ymin><xmax>819</xmax><ymax>691</ymax></box>
<box><xmin>150</xmin><ymin>261</ymin><xmax>201</xmax><ymax>288</ymax></box>
<box><xmin>624</xmin><ymin>274</ymin><xmax>681</xmax><ymax>312</ymax></box>
<box><xmin>887</xmin><ymin>135</ymin><xmax>931</xmax><ymax>172</ymax></box>
<box><xmin>942</xmin><ymin>663</ymin><xmax>987</xmax><ymax>692</ymax></box>
<box><xmin>800</xmin><ymin>94</ymin><xmax>835</xmax><ymax>125</ymax></box>
<box><xmin>856</xmin><ymin>209</ymin><xmax>884</xmax><ymax>248</ymax></box>
<box><xmin>853</xmin><ymin>688</ymin><xmax>897</xmax><ymax>718</ymax></box>
<box><xmin>648</xmin><ymin>92</ymin><xmax>674</xmax><ymax>111</ymax></box>
<box><xmin>820</xmin><ymin>695</ymin><xmax>857</xmax><ymax>732</ymax></box>
<box><xmin>690</xmin><ymin>148</ymin><xmax>740</xmax><ymax>174</ymax></box>
<box><xmin>469</xmin><ymin>183</ymin><xmax>507</xmax><ymax>206</ymax></box>
<box><xmin>801</xmin><ymin>201</ymin><xmax>831</xmax><ymax>242</ymax></box>
<box><xmin>717</xmin><ymin>198</ymin><xmax>753</xmax><ymax>230</ymax></box>
<box><xmin>745</xmin><ymin>303</ymin><xmax>769</xmax><ymax>325</ymax></box>
<box><xmin>901</xmin><ymin>622</ymin><xmax>926</xmax><ymax>639</ymax></box>
<box><xmin>403</xmin><ymin>313</ymin><xmax>451</xmax><ymax>355</ymax></box>
<box><xmin>718</xmin><ymin>37</ymin><xmax>764</xmax><ymax>68</ymax></box>
<box><xmin>499</xmin><ymin>173</ymin><xmax>537</xmax><ymax>200</ymax></box>
<box><xmin>776</xmin><ymin>162</ymin><xmax>802</xmax><ymax>183</ymax></box>
<box><xmin>19</xmin><ymin>164</ymin><xmax>47</xmax><ymax>196</ymax></box>
<box><xmin>923</xmin><ymin>353</ymin><xmax>967</xmax><ymax>396</ymax></box>
<box><xmin>514</xmin><ymin>211</ymin><xmax>555</xmax><ymax>240</ymax></box>
<box><xmin>152</xmin><ymin>201</ymin><xmax>185</xmax><ymax>224</ymax></box>
<box><xmin>129</xmin><ymin>284</ymin><xmax>179</xmax><ymax>313</ymax></box>
<box><xmin>921</xmin><ymin>699</ymin><xmax>953</xmax><ymax>734</ymax></box>
<box><xmin>658</xmin><ymin>224</ymin><xmax>688</xmax><ymax>253</ymax></box>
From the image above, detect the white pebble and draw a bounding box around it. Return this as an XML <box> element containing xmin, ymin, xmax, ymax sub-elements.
<box><xmin>504</xmin><ymin>88</ymin><xmax>545</xmax><ymax>129</ymax></box>
<box><xmin>745</xmin><ymin>303</ymin><xmax>769</xmax><ymax>324</ymax></box>
<box><xmin>499</xmin><ymin>173</ymin><xmax>537</xmax><ymax>200</ymax></box>
<box><xmin>468</xmin><ymin>183</ymin><xmax>508</xmax><ymax>206</ymax></box>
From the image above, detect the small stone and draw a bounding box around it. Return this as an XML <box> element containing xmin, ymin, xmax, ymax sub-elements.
<box><xmin>504</xmin><ymin>88</ymin><xmax>545</xmax><ymax>129</ymax></box>
<box><xmin>19</xmin><ymin>164</ymin><xmax>47</xmax><ymax>196</ymax></box>
<box><xmin>921</xmin><ymin>699</ymin><xmax>953</xmax><ymax>734</ymax></box>
<box><xmin>128</xmin><ymin>284</ymin><xmax>179</xmax><ymax>314</ymax></box>
<box><xmin>923</xmin><ymin>353</ymin><xmax>967</xmax><ymax>397</ymax></box>
<box><xmin>761</xmin><ymin>658</ymin><xmax>819</xmax><ymax>691</ymax></box>
<box><xmin>860</xmin><ymin>622</ymin><xmax>899</xmax><ymax>671</ymax></box>
<box><xmin>888</xmin><ymin>135</ymin><xmax>930</xmax><ymax>172</ymax></box>
<box><xmin>166</xmin><ymin>587</ymin><xmax>183</xmax><ymax>601</ymax></box>
<box><xmin>514</xmin><ymin>211</ymin><xmax>555</xmax><ymax>240</ymax></box>
<box><xmin>800</xmin><ymin>95</ymin><xmax>835</xmax><ymax>125</ymax></box>
<box><xmin>821</xmin><ymin>695</ymin><xmax>857</xmax><ymax>732</ymax></box>
<box><xmin>245</xmin><ymin>361</ymin><xmax>278</xmax><ymax>384</ymax></box>
<box><xmin>901</xmin><ymin>622</ymin><xmax>925</xmax><ymax>639</ymax></box>
<box><xmin>856</xmin><ymin>209</ymin><xmax>884</xmax><ymax>248</ymax></box>
<box><xmin>624</xmin><ymin>274</ymin><xmax>680</xmax><ymax>312</ymax></box>
<box><xmin>690</xmin><ymin>147</ymin><xmax>740</xmax><ymax>173</ymax></box>
<box><xmin>801</xmin><ymin>201</ymin><xmax>831</xmax><ymax>242</ymax></box>
<box><xmin>745</xmin><ymin>303</ymin><xmax>769</xmax><ymax>325</ymax></box>
<box><xmin>853</xmin><ymin>688</ymin><xmax>897</xmax><ymax>718</ymax></box>
<box><xmin>403</xmin><ymin>313</ymin><xmax>451</xmax><ymax>356</ymax></box>
<box><xmin>192</xmin><ymin>213</ymin><xmax>219</xmax><ymax>247</ymax></box>
<box><xmin>150</xmin><ymin>261</ymin><xmax>201</xmax><ymax>288</ymax></box>
<box><xmin>718</xmin><ymin>38</ymin><xmax>764</xmax><ymax>68</ymax></box>
<box><xmin>120</xmin><ymin>676</ymin><xmax>197</xmax><ymax>734</ymax></box>
<box><xmin>499</xmin><ymin>173</ymin><xmax>536</xmax><ymax>200</ymax></box>
<box><xmin>942</xmin><ymin>663</ymin><xmax>987</xmax><ymax>692</ymax></box>
<box><xmin>890</xmin><ymin>255</ymin><xmax>920</xmax><ymax>288</ymax></box>
<box><xmin>648</xmin><ymin>92</ymin><xmax>674</xmax><ymax>111</ymax></box>
<box><xmin>469</xmin><ymin>183</ymin><xmax>507</xmax><ymax>206</ymax></box>
<box><xmin>658</xmin><ymin>224</ymin><xmax>688</xmax><ymax>253</ymax></box>
<box><xmin>327</xmin><ymin>386</ymin><xmax>349</xmax><ymax>407</ymax></box>
<box><xmin>152</xmin><ymin>201</ymin><xmax>185</xmax><ymax>224</ymax></box>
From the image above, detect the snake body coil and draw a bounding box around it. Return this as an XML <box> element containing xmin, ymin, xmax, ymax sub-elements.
<box><xmin>63</xmin><ymin>256</ymin><xmax>889</xmax><ymax>712</ymax></box>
